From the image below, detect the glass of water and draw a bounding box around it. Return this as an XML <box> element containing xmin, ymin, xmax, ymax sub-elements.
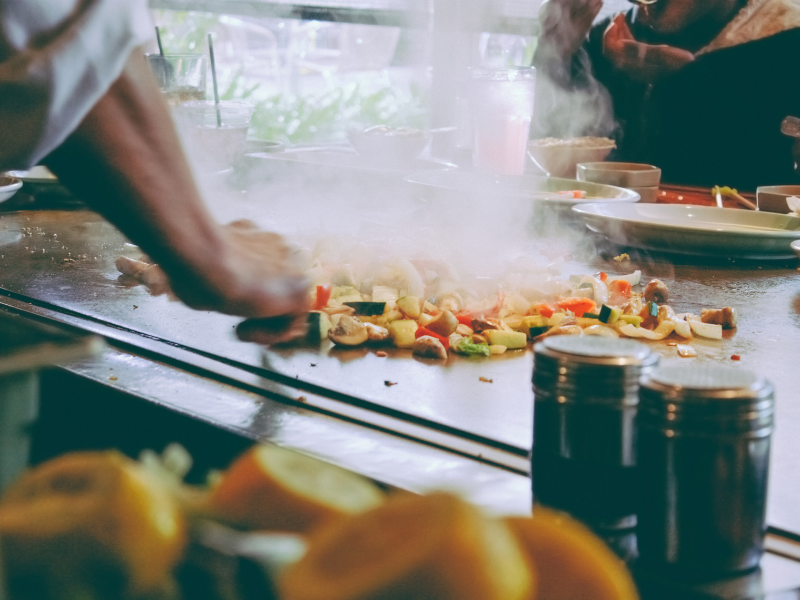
<box><xmin>146</xmin><ymin>53</ymin><xmax>207</xmax><ymax>105</ymax></box>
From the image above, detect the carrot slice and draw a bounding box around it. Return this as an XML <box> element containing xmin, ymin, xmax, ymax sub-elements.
<box><xmin>556</xmin><ymin>297</ymin><xmax>598</xmax><ymax>318</ymax></box>
<box><xmin>532</xmin><ymin>303</ymin><xmax>556</xmax><ymax>319</ymax></box>
<box><xmin>608</xmin><ymin>280</ymin><xmax>631</xmax><ymax>297</ymax></box>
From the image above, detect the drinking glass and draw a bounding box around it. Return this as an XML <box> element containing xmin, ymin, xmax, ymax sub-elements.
<box><xmin>146</xmin><ymin>53</ymin><xmax>207</xmax><ymax>105</ymax></box>
<box><xmin>470</xmin><ymin>67</ymin><xmax>536</xmax><ymax>176</ymax></box>
<box><xmin>173</xmin><ymin>100</ymin><xmax>255</xmax><ymax>170</ymax></box>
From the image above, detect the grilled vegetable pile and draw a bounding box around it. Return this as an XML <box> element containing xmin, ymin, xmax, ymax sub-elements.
<box><xmin>308</xmin><ymin>270</ymin><xmax>736</xmax><ymax>360</ymax></box>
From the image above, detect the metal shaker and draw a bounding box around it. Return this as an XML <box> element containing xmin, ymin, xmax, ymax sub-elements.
<box><xmin>637</xmin><ymin>365</ymin><xmax>775</xmax><ymax>576</ymax></box>
<box><xmin>532</xmin><ymin>336</ymin><xmax>658</xmax><ymax>530</ymax></box>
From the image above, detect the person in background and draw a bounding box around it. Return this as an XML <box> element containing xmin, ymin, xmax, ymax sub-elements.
<box><xmin>0</xmin><ymin>0</ymin><xmax>309</xmax><ymax>341</ymax></box>
<box><xmin>534</xmin><ymin>0</ymin><xmax>800</xmax><ymax>190</ymax></box>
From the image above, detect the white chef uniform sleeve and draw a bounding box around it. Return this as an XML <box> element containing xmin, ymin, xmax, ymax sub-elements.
<box><xmin>0</xmin><ymin>0</ymin><xmax>154</xmax><ymax>170</ymax></box>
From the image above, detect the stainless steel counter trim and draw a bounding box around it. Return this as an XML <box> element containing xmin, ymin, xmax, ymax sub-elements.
<box><xmin>0</xmin><ymin>292</ymin><xmax>530</xmax><ymax>473</ymax></box>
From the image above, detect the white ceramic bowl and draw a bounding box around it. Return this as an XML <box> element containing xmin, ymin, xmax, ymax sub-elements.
<box><xmin>528</xmin><ymin>138</ymin><xmax>615</xmax><ymax>179</ymax></box>
<box><xmin>347</xmin><ymin>126</ymin><xmax>431</xmax><ymax>162</ymax></box>
<box><xmin>577</xmin><ymin>162</ymin><xmax>661</xmax><ymax>188</ymax></box>
<box><xmin>792</xmin><ymin>239</ymin><xmax>800</xmax><ymax>260</ymax></box>
<box><xmin>756</xmin><ymin>185</ymin><xmax>800</xmax><ymax>214</ymax></box>
<box><xmin>0</xmin><ymin>176</ymin><xmax>22</xmax><ymax>203</ymax></box>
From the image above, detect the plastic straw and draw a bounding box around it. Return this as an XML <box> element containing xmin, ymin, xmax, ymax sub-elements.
<box><xmin>155</xmin><ymin>26</ymin><xmax>164</xmax><ymax>56</ymax></box>
<box><xmin>207</xmin><ymin>33</ymin><xmax>222</xmax><ymax>127</ymax></box>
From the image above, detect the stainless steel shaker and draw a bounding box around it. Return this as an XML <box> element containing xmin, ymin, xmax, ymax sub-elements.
<box><xmin>637</xmin><ymin>365</ymin><xmax>775</xmax><ymax>576</ymax></box>
<box><xmin>532</xmin><ymin>336</ymin><xmax>658</xmax><ymax>530</ymax></box>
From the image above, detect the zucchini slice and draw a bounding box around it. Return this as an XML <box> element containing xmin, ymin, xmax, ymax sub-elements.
<box><xmin>343</xmin><ymin>302</ymin><xmax>387</xmax><ymax>316</ymax></box>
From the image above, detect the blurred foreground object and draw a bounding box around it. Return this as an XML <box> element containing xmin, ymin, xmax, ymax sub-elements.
<box><xmin>206</xmin><ymin>444</ymin><xmax>384</xmax><ymax>533</ymax></box>
<box><xmin>0</xmin><ymin>451</ymin><xmax>186</xmax><ymax>599</ymax></box>
<box><xmin>279</xmin><ymin>492</ymin><xmax>534</xmax><ymax>600</ymax></box>
<box><xmin>507</xmin><ymin>505</ymin><xmax>639</xmax><ymax>600</ymax></box>
<box><xmin>0</xmin><ymin>313</ymin><xmax>103</xmax><ymax>492</ymax></box>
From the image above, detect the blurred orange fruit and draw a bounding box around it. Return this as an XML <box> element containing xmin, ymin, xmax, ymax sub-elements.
<box><xmin>0</xmin><ymin>450</ymin><xmax>186</xmax><ymax>595</ymax></box>
<box><xmin>506</xmin><ymin>506</ymin><xmax>639</xmax><ymax>600</ymax></box>
<box><xmin>280</xmin><ymin>492</ymin><xmax>535</xmax><ymax>600</ymax></box>
<box><xmin>206</xmin><ymin>444</ymin><xmax>384</xmax><ymax>533</ymax></box>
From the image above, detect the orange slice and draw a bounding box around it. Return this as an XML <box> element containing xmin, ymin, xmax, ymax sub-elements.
<box><xmin>0</xmin><ymin>450</ymin><xmax>185</xmax><ymax>595</ymax></box>
<box><xmin>280</xmin><ymin>492</ymin><xmax>534</xmax><ymax>600</ymax></box>
<box><xmin>506</xmin><ymin>506</ymin><xmax>639</xmax><ymax>600</ymax></box>
<box><xmin>207</xmin><ymin>444</ymin><xmax>384</xmax><ymax>533</ymax></box>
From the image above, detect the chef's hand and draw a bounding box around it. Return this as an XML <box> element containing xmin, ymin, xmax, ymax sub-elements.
<box><xmin>538</xmin><ymin>0</ymin><xmax>603</xmax><ymax>59</ymax></box>
<box><xmin>169</xmin><ymin>219</ymin><xmax>310</xmax><ymax>320</ymax></box>
<box><xmin>603</xmin><ymin>14</ymin><xmax>694</xmax><ymax>83</ymax></box>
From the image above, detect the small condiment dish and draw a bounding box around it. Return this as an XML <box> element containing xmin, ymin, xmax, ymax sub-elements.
<box><xmin>528</xmin><ymin>138</ymin><xmax>615</xmax><ymax>178</ymax></box>
<box><xmin>577</xmin><ymin>162</ymin><xmax>661</xmax><ymax>188</ymax></box>
<box><xmin>756</xmin><ymin>185</ymin><xmax>800</xmax><ymax>214</ymax></box>
<box><xmin>0</xmin><ymin>176</ymin><xmax>22</xmax><ymax>203</ymax></box>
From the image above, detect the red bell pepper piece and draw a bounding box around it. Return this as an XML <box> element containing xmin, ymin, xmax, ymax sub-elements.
<box><xmin>456</xmin><ymin>313</ymin><xmax>474</xmax><ymax>328</ymax></box>
<box><xmin>599</xmin><ymin>272</ymin><xmax>608</xmax><ymax>283</ymax></box>
<box><xmin>415</xmin><ymin>326</ymin><xmax>450</xmax><ymax>349</ymax></box>
<box><xmin>312</xmin><ymin>284</ymin><xmax>332</xmax><ymax>310</ymax></box>
<box><xmin>531</xmin><ymin>302</ymin><xmax>556</xmax><ymax>319</ymax></box>
<box><xmin>556</xmin><ymin>297</ymin><xmax>598</xmax><ymax>318</ymax></box>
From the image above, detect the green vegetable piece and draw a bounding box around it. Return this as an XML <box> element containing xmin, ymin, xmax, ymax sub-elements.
<box><xmin>306</xmin><ymin>311</ymin><xmax>332</xmax><ymax>342</ymax></box>
<box><xmin>343</xmin><ymin>302</ymin><xmax>387</xmax><ymax>316</ymax></box>
<box><xmin>619</xmin><ymin>314</ymin><xmax>643</xmax><ymax>327</ymax></box>
<box><xmin>454</xmin><ymin>338</ymin><xmax>491</xmax><ymax>357</ymax></box>
<box><xmin>529</xmin><ymin>326</ymin><xmax>550</xmax><ymax>338</ymax></box>
<box><xmin>582</xmin><ymin>313</ymin><xmax>600</xmax><ymax>320</ymax></box>
<box><xmin>598</xmin><ymin>304</ymin><xmax>622</xmax><ymax>324</ymax></box>
<box><xmin>646</xmin><ymin>301</ymin><xmax>658</xmax><ymax>317</ymax></box>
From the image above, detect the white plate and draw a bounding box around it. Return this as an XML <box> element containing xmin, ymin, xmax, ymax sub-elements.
<box><xmin>405</xmin><ymin>170</ymin><xmax>639</xmax><ymax>205</ymax></box>
<box><xmin>573</xmin><ymin>203</ymin><xmax>800</xmax><ymax>259</ymax></box>
<box><xmin>792</xmin><ymin>239</ymin><xmax>800</xmax><ymax>260</ymax></box>
<box><xmin>0</xmin><ymin>176</ymin><xmax>22</xmax><ymax>203</ymax></box>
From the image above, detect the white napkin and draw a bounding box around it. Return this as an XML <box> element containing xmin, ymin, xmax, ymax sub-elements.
<box><xmin>787</xmin><ymin>195</ymin><xmax>800</xmax><ymax>217</ymax></box>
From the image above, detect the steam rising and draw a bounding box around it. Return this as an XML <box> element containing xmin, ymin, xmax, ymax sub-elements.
<box><xmin>185</xmin><ymin>0</ymin><xmax>625</xmax><ymax>306</ymax></box>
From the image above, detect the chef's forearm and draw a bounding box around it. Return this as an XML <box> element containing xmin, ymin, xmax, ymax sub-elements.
<box><xmin>42</xmin><ymin>47</ymin><xmax>226</xmax><ymax>276</ymax></box>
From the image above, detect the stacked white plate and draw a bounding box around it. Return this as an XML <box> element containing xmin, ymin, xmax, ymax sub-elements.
<box><xmin>573</xmin><ymin>203</ymin><xmax>800</xmax><ymax>259</ymax></box>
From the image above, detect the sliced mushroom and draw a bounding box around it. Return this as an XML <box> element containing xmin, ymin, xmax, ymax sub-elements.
<box><xmin>471</xmin><ymin>317</ymin><xmax>502</xmax><ymax>333</ymax></box>
<box><xmin>364</xmin><ymin>323</ymin><xmax>390</xmax><ymax>343</ymax></box>
<box><xmin>328</xmin><ymin>315</ymin><xmax>369</xmax><ymax>346</ymax></box>
<box><xmin>412</xmin><ymin>336</ymin><xmax>448</xmax><ymax>360</ymax></box>
<box><xmin>644</xmin><ymin>279</ymin><xmax>669</xmax><ymax>304</ymax></box>
<box><xmin>700</xmin><ymin>307</ymin><xmax>738</xmax><ymax>329</ymax></box>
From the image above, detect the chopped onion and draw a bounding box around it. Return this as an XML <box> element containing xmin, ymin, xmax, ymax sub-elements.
<box><xmin>583</xmin><ymin>324</ymin><xmax>619</xmax><ymax>338</ymax></box>
<box><xmin>677</xmin><ymin>344</ymin><xmax>697</xmax><ymax>358</ymax></box>
<box><xmin>607</xmin><ymin>270</ymin><xmax>642</xmax><ymax>286</ymax></box>
<box><xmin>670</xmin><ymin>318</ymin><xmax>693</xmax><ymax>339</ymax></box>
<box><xmin>619</xmin><ymin>320</ymin><xmax>675</xmax><ymax>340</ymax></box>
<box><xmin>687</xmin><ymin>317</ymin><xmax>723</xmax><ymax>340</ymax></box>
<box><xmin>371</xmin><ymin>286</ymin><xmax>399</xmax><ymax>307</ymax></box>
<box><xmin>574</xmin><ymin>275</ymin><xmax>609</xmax><ymax>305</ymax></box>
